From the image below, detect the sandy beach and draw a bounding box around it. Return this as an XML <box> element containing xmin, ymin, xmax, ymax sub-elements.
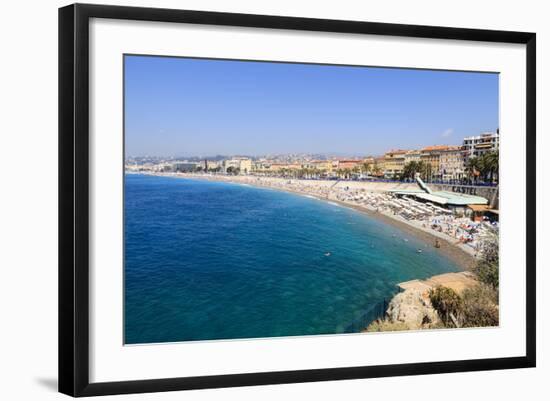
<box><xmin>144</xmin><ymin>172</ymin><xmax>479</xmax><ymax>270</ymax></box>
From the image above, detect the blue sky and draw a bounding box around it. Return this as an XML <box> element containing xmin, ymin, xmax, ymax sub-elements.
<box><xmin>124</xmin><ymin>55</ymin><xmax>499</xmax><ymax>157</ymax></box>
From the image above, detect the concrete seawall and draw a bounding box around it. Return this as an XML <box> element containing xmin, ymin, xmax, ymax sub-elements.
<box><xmin>430</xmin><ymin>184</ymin><xmax>498</xmax><ymax>207</ymax></box>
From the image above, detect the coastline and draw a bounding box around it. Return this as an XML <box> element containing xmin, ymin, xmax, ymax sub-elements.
<box><xmin>140</xmin><ymin>172</ymin><xmax>476</xmax><ymax>271</ymax></box>
<box><xmin>128</xmin><ymin>171</ymin><xmax>490</xmax><ymax>334</ymax></box>
<box><xmin>328</xmin><ymin>199</ymin><xmax>475</xmax><ymax>271</ymax></box>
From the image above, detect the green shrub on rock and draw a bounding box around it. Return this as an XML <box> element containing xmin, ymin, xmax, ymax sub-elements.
<box><xmin>461</xmin><ymin>285</ymin><xmax>499</xmax><ymax>328</ymax></box>
<box><xmin>429</xmin><ymin>286</ymin><xmax>463</xmax><ymax>328</ymax></box>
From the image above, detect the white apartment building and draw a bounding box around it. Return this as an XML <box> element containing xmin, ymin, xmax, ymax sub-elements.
<box><xmin>462</xmin><ymin>131</ymin><xmax>499</xmax><ymax>159</ymax></box>
<box><xmin>223</xmin><ymin>157</ymin><xmax>252</xmax><ymax>174</ymax></box>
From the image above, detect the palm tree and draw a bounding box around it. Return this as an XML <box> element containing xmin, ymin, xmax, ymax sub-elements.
<box><xmin>465</xmin><ymin>157</ymin><xmax>480</xmax><ymax>184</ymax></box>
<box><xmin>484</xmin><ymin>151</ymin><xmax>499</xmax><ymax>183</ymax></box>
<box><xmin>405</xmin><ymin>160</ymin><xmax>428</xmax><ymax>181</ymax></box>
<box><xmin>492</xmin><ymin>150</ymin><xmax>499</xmax><ymax>183</ymax></box>
<box><xmin>335</xmin><ymin>168</ymin><xmax>351</xmax><ymax>179</ymax></box>
<box><xmin>403</xmin><ymin>161</ymin><xmax>423</xmax><ymax>180</ymax></box>
<box><xmin>476</xmin><ymin>152</ymin><xmax>499</xmax><ymax>183</ymax></box>
<box><xmin>478</xmin><ymin>154</ymin><xmax>490</xmax><ymax>182</ymax></box>
<box><xmin>417</xmin><ymin>161</ymin><xmax>431</xmax><ymax>182</ymax></box>
<box><xmin>417</xmin><ymin>161</ymin><xmax>427</xmax><ymax>180</ymax></box>
<box><xmin>362</xmin><ymin>162</ymin><xmax>373</xmax><ymax>177</ymax></box>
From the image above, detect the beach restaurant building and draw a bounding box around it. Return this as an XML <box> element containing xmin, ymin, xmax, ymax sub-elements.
<box><xmin>390</xmin><ymin>188</ymin><xmax>489</xmax><ymax>216</ymax></box>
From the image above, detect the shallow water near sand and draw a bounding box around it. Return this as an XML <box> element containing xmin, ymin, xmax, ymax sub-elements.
<box><xmin>124</xmin><ymin>174</ymin><xmax>460</xmax><ymax>344</ymax></box>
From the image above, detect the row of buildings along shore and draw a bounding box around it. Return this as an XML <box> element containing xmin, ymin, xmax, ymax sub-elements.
<box><xmin>126</xmin><ymin>131</ymin><xmax>499</xmax><ymax>183</ymax></box>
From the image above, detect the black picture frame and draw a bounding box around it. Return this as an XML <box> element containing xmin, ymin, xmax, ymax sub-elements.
<box><xmin>59</xmin><ymin>3</ymin><xmax>536</xmax><ymax>397</ymax></box>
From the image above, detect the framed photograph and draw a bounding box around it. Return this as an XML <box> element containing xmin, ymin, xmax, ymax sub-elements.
<box><xmin>59</xmin><ymin>3</ymin><xmax>536</xmax><ymax>397</ymax></box>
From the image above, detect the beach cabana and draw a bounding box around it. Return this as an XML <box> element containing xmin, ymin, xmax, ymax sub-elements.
<box><xmin>468</xmin><ymin>204</ymin><xmax>492</xmax><ymax>222</ymax></box>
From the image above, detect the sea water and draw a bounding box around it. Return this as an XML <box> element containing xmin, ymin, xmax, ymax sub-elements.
<box><xmin>124</xmin><ymin>174</ymin><xmax>460</xmax><ymax>344</ymax></box>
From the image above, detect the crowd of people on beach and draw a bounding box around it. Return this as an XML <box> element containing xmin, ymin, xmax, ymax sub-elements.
<box><xmin>329</xmin><ymin>187</ymin><xmax>496</xmax><ymax>255</ymax></box>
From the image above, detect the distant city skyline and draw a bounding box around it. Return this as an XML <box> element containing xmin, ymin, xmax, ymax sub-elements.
<box><xmin>125</xmin><ymin>55</ymin><xmax>499</xmax><ymax>157</ymax></box>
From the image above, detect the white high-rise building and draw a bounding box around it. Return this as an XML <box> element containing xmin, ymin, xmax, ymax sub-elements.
<box><xmin>462</xmin><ymin>131</ymin><xmax>499</xmax><ymax>159</ymax></box>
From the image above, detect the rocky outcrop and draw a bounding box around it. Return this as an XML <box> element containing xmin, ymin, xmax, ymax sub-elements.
<box><xmin>367</xmin><ymin>272</ymin><xmax>479</xmax><ymax>332</ymax></box>
<box><xmin>384</xmin><ymin>288</ymin><xmax>442</xmax><ymax>330</ymax></box>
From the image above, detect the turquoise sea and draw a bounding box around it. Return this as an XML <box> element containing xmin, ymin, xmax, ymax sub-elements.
<box><xmin>124</xmin><ymin>174</ymin><xmax>460</xmax><ymax>344</ymax></box>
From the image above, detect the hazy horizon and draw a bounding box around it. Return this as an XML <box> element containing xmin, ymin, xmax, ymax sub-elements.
<box><xmin>126</xmin><ymin>151</ymin><xmax>385</xmax><ymax>160</ymax></box>
<box><xmin>125</xmin><ymin>55</ymin><xmax>499</xmax><ymax>157</ymax></box>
